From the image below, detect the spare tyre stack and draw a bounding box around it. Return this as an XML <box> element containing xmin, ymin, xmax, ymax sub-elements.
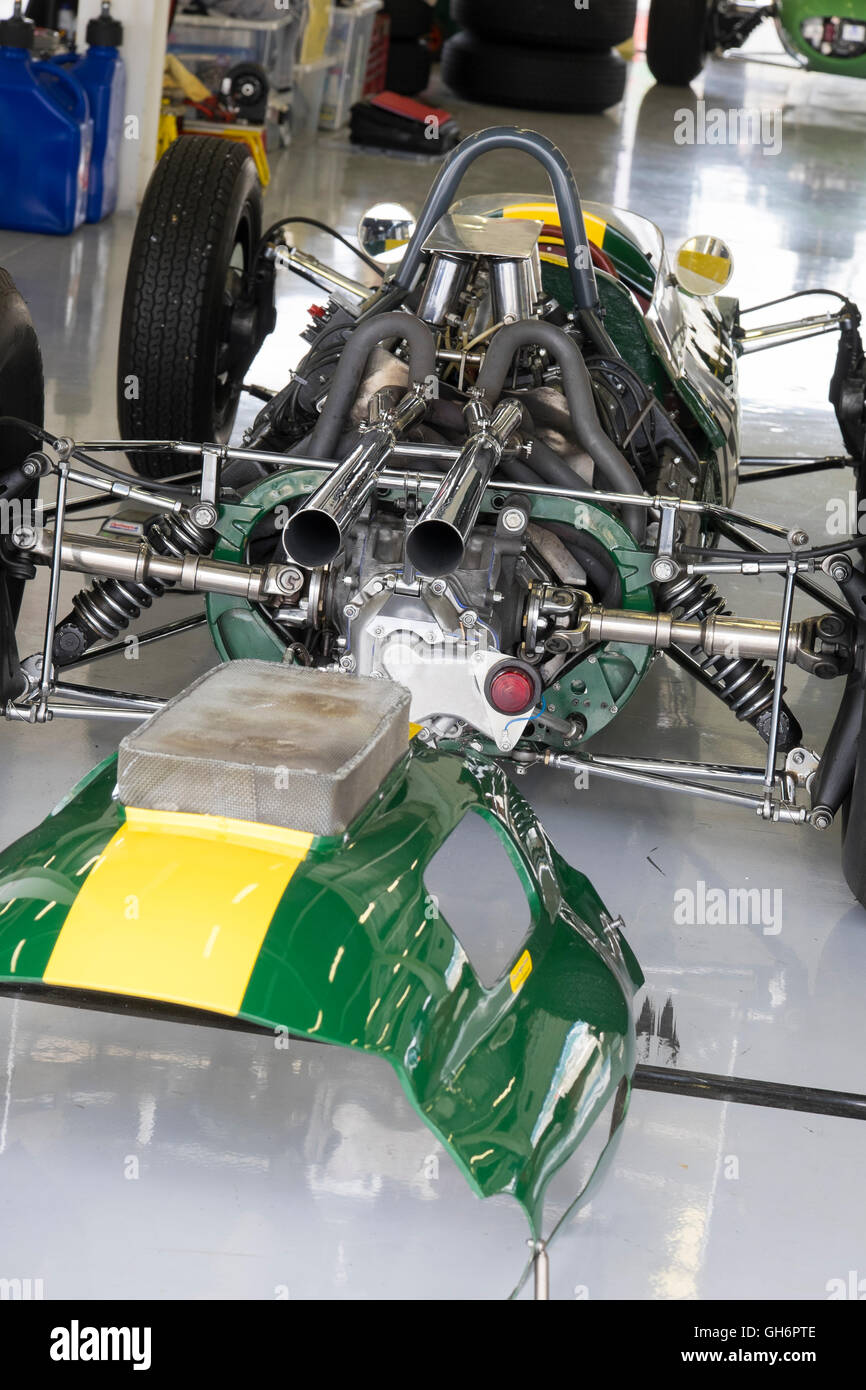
<box><xmin>384</xmin><ymin>0</ymin><xmax>434</xmax><ymax>96</ymax></box>
<box><xmin>442</xmin><ymin>0</ymin><xmax>637</xmax><ymax>113</ymax></box>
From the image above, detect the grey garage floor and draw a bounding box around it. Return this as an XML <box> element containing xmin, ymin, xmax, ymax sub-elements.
<box><xmin>1</xmin><ymin>35</ymin><xmax>865</xmax><ymax>1300</ymax></box>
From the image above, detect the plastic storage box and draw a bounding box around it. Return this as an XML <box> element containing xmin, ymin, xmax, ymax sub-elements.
<box><xmin>319</xmin><ymin>0</ymin><xmax>382</xmax><ymax>130</ymax></box>
<box><xmin>290</xmin><ymin>58</ymin><xmax>330</xmax><ymax>137</ymax></box>
<box><xmin>167</xmin><ymin>6</ymin><xmax>304</xmax><ymax>91</ymax></box>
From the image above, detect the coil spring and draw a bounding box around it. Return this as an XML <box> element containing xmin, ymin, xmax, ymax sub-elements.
<box><xmin>69</xmin><ymin>512</ymin><xmax>214</xmax><ymax>645</ymax></box>
<box><xmin>660</xmin><ymin>571</ymin><xmax>777</xmax><ymax>724</ymax></box>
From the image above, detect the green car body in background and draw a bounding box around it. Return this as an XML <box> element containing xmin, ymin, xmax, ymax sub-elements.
<box><xmin>647</xmin><ymin>0</ymin><xmax>866</xmax><ymax>87</ymax></box>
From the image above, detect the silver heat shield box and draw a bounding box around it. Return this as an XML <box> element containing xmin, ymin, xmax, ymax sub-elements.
<box><xmin>117</xmin><ymin>661</ymin><xmax>411</xmax><ymax>838</ymax></box>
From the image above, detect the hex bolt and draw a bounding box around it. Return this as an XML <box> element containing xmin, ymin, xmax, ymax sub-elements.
<box><xmin>829</xmin><ymin>560</ymin><xmax>851</xmax><ymax>583</ymax></box>
<box><xmin>191</xmin><ymin>503</ymin><xmax>218</xmax><ymax>529</ymax></box>
<box><xmin>651</xmin><ymin>557</ymin><xmax>677</xmax><ymax>582</ymax></box>
<box><xmin>339</xmin><ymin>654</ymin><xmax>356</xmax><ymax>672</ymax></box>
<box><xmin>429</xmin><ymin>579</ymin><xmax>447</xmax><ymax>596</ymax></box>
<box><xmin>462</xmin><ymin>610</ymin><xmax>477</xmax><ymax>627</ymax></box>
<box><xmin>789</xmin><ymin>529</ymin><xmax>809</xmax><ymax>548</ymax></box>
<box><xmin>501</xmin><ymin>507</ymin><xmax>527</xmax><ymax>533</ymax></box>
<box><xmin>811</xmin><ymin>808</ymin><xmax>833</xmax><ymax>830</ymax></box>
<box><xmin>343</xmin><ymin>604</ymin><xmax>359</xmax><ymax>620</ymax></box>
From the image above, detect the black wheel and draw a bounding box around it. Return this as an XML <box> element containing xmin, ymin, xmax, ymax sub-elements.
<box><xmin>385</xmin><ymin>37</ymin><xmax>433</xmax><ymax>94</ymax></box>
<box><xmin>226</xmin><ymin>62</ymin><xmax>269</xmax><ymax>121</ymax></box>
<box><xmin>117</xmin><ymin>135</ymin><xmax>263</xmax><ymax>479</ymax></box>
<box><xmin>450</xmin><ymin>0</ymin><xmax>637</xmax><ymax>51</ymax></box>
<box><xmin>0</xmin><ymin>267</ymin><xmax>44</xmax><ymax>625</ymax></box>
<box><xmin>384</xmin><ymin>0</ymin><xmax>433</xmax><ymax>39</ymax></box>
<box><xmin>646</xmin><ymin>0</ymin><xmax>709</xmax><ymax>85</ymax></box>
<box><xmin>442</xmin><ymin>33</ymin><xmax>627</xmax><ymax>112</ymax></box>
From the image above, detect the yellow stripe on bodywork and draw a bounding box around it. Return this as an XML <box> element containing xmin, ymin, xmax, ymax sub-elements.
<box><xmin>43</xmin><ymin>807</ymin><xmax>313</xmax><ymax>1016</ymax></box>
<box><xmin>501</xmin><ymin>200</ymin><xmax>607</xmax><ymax>250</ymax></box>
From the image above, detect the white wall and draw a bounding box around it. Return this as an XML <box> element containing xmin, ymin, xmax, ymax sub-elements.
<box><xmin>76</xmin><ymin>0</ymin><xmax>171</xmax><ymax>210</ymax></box>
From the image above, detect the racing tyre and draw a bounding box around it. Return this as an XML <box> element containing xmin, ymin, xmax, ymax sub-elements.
<box><xmin>442</xmin><ymin>33</ymin><xmax>627</xmax><ymax>113</ymax></box>
<box><xmin>646</xmin><ymin>0</ymin><xmax>709</xmax><ymax>85</ymax></box>
<box><xmin>0</xmin><ymin>267</ymin><xmax>44</xmax><ymax>626</ymax></box>
<box><xmin>386</xmin><ymin>37</ymin><xmax>433</xmax><ymax>94</ymax></box>
<box><xmin>118</xmin><ymin>135</ymin><xmax>263</xmax><ymax>478</ymax></box>
<box><xmin>450</xmin><ymin>0</ymin><xmax>637</xmax><ymax>51</ymax></box>
<box><xmin>384</xmin><ymin>0</ymin><xmax>433</xmax><ymax>39</ymax></box>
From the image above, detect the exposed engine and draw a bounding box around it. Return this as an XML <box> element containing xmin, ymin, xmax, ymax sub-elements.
<box><xmin>38</xmin><ymin>131</ymin><xmax>830</xmax><ymax>757</ymax></box>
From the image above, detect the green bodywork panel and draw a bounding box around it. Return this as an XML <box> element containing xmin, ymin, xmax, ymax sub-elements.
<box><xmin>777</xmin><ymin>1</ymin><xmax>866</xmax><ymax>76</ymax></box>
<box><xmin>0</xmin><ymin>746</ymin><xmax>642</xmax><ymax>1248</ymax></box>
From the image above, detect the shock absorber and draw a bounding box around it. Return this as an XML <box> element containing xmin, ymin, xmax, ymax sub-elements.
<box><xmin>659</xmin><ymin>572</ymin><xmax>803</xmax><ymax>751</ymax></box>
<box><xmin>51</xmin><ymin>511</ymin><xmax>216</xmax><ymax>667</ymax></box>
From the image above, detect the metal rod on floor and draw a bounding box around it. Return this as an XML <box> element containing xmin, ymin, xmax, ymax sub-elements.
<box><xmin>634</xmin><ymin>1066</ymin><xmax>866</xmax><ymax>1122</ymax></box>
<box><xmin>532</xmin><ymin>1242</ymin><xmax>550</xmax><ymax>1301</ymax></box>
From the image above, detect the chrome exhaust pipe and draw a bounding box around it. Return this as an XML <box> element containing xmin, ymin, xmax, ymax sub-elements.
<box><xmin>405</xmin><ymin>398</ymin><xmax>523</xmax><ymax>577</ymax></box>
<box><xmin>284</xmin><ymin>389</ymin><xmax>428</xmax><ymax>568</ymax></box>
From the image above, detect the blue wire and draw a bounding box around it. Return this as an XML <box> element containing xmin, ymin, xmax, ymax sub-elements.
<box><xmin>504</xmin><ymin>694</ymin><xmax>546</xmax><ymax>735</ymax></box>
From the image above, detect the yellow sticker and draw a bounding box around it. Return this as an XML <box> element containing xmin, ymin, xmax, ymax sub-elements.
<box><xmin>509</xmin><ymin>949</ymin><xmax>533</xmax><ymax>993</ymax></box>
<box><xmin>409</xmin><ymin>723</ymin><xmax>424</xmax><ymax>740</ymax></box>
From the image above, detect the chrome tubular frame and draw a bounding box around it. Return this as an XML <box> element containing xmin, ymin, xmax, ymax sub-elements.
<box><xmin>2</xmin><ymin>432</ymin><xmax>858</xmax><ymax>825</ymax></box>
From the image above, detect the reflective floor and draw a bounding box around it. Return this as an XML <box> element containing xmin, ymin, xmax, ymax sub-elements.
<box><xmin>1</xmin><ymin>38</ymin><xmax>865</xmax><ymax>1299</ymax></box>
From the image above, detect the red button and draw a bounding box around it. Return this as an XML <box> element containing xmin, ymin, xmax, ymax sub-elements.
<box><xmin>489</xmin><ymin>669</ymin><xmax>535</xmax><ymax>715</ymax></box>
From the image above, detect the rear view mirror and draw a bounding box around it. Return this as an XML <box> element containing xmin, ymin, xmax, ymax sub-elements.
<box><xmin>675</xmin><ymin>235</ymin><xmax>734</xmax><ymax>297</ymax></box>
<box><xmin>358</xmin><ymin>202</ymin><xmax>417</xmax><ymax>266</ymax></box>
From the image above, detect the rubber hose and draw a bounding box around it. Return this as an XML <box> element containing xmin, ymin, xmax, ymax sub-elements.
<box><xmin>476</xmin><ymin>320</ymin><xmax>646</xmax><ymax>539</ymax></box>
<box><xmin>496</xmin><ymin>453</ymin><xmax>542</xmax><ymax>487</ymax></box>
<box><xmin>306</xmin><ymin>311</ymin><xmax>436</xmax><ymax>460</ymax></box>
<box><xmin>544</xmin><ymin>520</ymin><xmax>622</xmax><ymax>604</ymax></box>
<box><xmin>426</xmin><ymin>397</ymin><xmax>468</xmax><ymax>438</ymax></box>
<box><xmin>517</xmin><ymin>416</ymin><xmax>588</xmax><ymax>491</ymax></box>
